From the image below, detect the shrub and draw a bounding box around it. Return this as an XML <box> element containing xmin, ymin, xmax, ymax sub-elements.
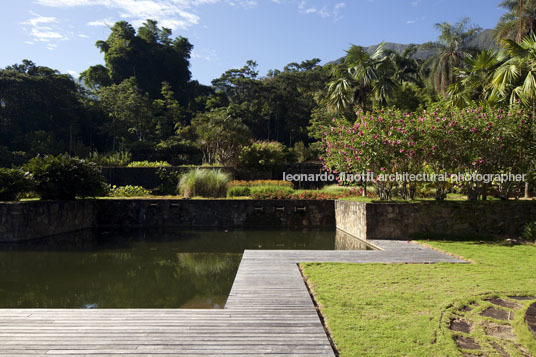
<box><xmin>0</xmin><ymin>168</ymin><xmax>34</xmax><ymax>201</ymax></box>
<box><xmin>127</xmin><ymin>160</ymin><xmax>171</xmax><ymax>167</ymax></box>
<box><xmin>108</xmin><ymin>185</ymin><xmax>151</xmax><ymax>197</ymax></box>
<box><xmin>228</xmin><ymin>180</ymin><xmax>293</xmax><ymax>188</ymax></box>
<box><xmin>249</xmin><ymin>185</ymin><xmax>295</xmax><ymax>199</ymax></box>
<box><xmin>238</xmin><ymin>141</ymin><xmax>287</xmax><ymax>172</ymax></box>
<box><xmin>88</xmin><ymin>151</ymin><xmax>131</xmax><ymax>167</ymax></box>
<box><xmin>178</xmin><ymin>169</ymin><xmax>231</xmax><ymax>198</ymax></box>
<box><xmin>227</xmin><ymin>186</ymin><xmax>251</xmax><ymax>197</ymax></box>
<box><xmin>156</xmin><ymin>168</ymin><xmax>181</xmax><ymax>195</ymax></box>
<box><xmin>26</xmin><ymin>155</ymin><xmax>107</xmax><ymax>200</ymax></box>
<box><xmin>522</xmin><ymin>221</ymin><xmax>536</xmax><ymax>242</ymax></box>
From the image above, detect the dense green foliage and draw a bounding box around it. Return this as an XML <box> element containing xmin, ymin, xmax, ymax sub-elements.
<box><xmin>2</xmin><ymin>3</ymin><xmax>536</xmax><ymax>193</ymax></box>
<box><xmin>178</xmin><ymin>169</ymin><xmax>230</xmax><ymax>198</ymax></box>
<box><xmin>25</xmin><ymin>155</ymin><xmax>107</xmax><ymax>200</ymax></box>
<box><xmin>238</xmin><ymin>141</ymin><xmax>288</xmax><ymax>172</ymax></box>
<box><xmin>0</xmin><ymin>168</ymin><xmax>34</xmax><ymax>201</ymax></box>
<box><xmin>226</xmin><ymin>186</ymin><xmax>251</xmax><ymax>197</ymax></box>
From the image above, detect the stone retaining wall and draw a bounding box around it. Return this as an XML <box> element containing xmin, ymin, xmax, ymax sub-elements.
<box><xmin>0</xmin><ymin>199</ymin><xmax>335</xmax><ymax>241</ymax></box>
<box><xmin>0</xmin><ymin>201</ymin><xmax>96</xmax><ymax>242</ymax></box>
<box><xmin>336</xmin><ymin>200</ymin><xmax>536</xmax><ymax>240</ymax></box>
<box><xmin>3</xmin><ymin>199</ymin><xmax>535</xmax><ymax>242</ymax></box>
<box><xmin>95</xmin><ymin>199</ymin><xmax>335</xmax><ymax>229</ymax></box>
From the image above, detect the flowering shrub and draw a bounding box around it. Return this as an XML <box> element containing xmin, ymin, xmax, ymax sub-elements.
<box><xmin>320</xmin><ymin>105</ymin><xmax>535</xmax><ymax>200</ymax></box>
<box><xmin>249</xmin><ymin>187</ymin><xmax>361</xmax><ymax>200</ymax></box>
<box><xmin>228</xmin><ymin>180</ymin><xmax>293</xmax><ymax>188</ymax></box>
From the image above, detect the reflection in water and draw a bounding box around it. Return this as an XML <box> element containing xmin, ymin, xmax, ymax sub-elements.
<box><xmin>335</xmin><ymin>229</ymin><xmax>375</xmax><ymax>250</ymax></box>
<box><xmin>0</xmin><ymin>228</ymin><xmax>369</xmax><ymax>309</ymax></box>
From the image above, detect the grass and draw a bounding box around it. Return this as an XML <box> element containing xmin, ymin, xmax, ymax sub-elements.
<box><xmin>301</xmin><ymin>240</ymin><xmax>536</xmax><ymax>357</ymax></box>
<box><xmin>178</xmin><ymin>168</ymin><xmax>231</xmax><ymax>198</ymax></box>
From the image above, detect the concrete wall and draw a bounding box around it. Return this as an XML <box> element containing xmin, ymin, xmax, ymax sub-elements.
<box><xmin>336</xmin><ymin>200</ymin><xmax>536</xmax><ymax>240</ymax></box>
<box><xmin>0</xmin><ymin>201</ymin><xmax>96</xmax><ymax>242</ymax></box>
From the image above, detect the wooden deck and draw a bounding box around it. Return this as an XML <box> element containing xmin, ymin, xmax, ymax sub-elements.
<box><xmin>0</xmin><ymin>240</ymin><xmax>464</xmax><ymax>356</ymax></box>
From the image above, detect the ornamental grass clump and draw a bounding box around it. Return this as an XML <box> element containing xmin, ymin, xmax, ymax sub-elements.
<box><xmin>178</xmin><ymin>169</ymin><xmax>230</xmax><ymax>198</ymax></box>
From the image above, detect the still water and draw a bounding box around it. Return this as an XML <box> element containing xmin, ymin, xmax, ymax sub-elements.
<box><xmin>0</xmin><ymin>229</ymin><xmax>369</xmax><ymax>309</ymax></box>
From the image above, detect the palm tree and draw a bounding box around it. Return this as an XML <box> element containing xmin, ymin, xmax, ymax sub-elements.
<box><xmin>490</xmin><ymin>34</ymin><xmax>536</xmax><ymax>198</ymax></box>
<box><xmin>495</xmin><ymin>0</ymin><xmax>536</xmax><ymax>43</ymax></box>
<box><xmin>421</xmin><ymin>18</ymin><xmax>482</xmax><ymax>97</ymax></box>
<box><xmin>448</xmin><ymin>50</ymin><xmax>502</xmax><ymax>107</ymax></box>
<box><xmin>326</xmin><ymin>44</ymin><xmax>397</xmax><ymax>113</ymax></box>
<box><xmin>490</xmin><ymin>34</ymin><xmax>536</xmax><ymax>111</ymax></box>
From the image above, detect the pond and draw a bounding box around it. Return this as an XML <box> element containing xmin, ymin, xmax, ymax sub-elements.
<box><xmin>0</xmin><ymin>229</ymin><xmax>371</xmax><ymax>309</ymax></box>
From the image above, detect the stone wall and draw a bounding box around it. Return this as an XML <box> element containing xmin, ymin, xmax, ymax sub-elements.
<box><xmin>0</xmin><ymin>199</ymin><xmax>335</xmax><ymax>241</ymax></box>
<box><xmin>95</xmin><ymin>199</ymin><xmax>335</xmax><ymax>229</ymax></box>
<box><xmin>0</xmin><ymin>201</ymin><xmax>96</xmax><ymax>242</ymax></box>
<box><xmin>337</xmin><ymin>200</ymin><xmax>536</xmax><ymax>240</ymax></box>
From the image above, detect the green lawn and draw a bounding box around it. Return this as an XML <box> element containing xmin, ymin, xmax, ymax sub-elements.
<box><xmin>301</xmin><ymin>241</ymin><xmax>536</xmax><ymax>356</ymax></box>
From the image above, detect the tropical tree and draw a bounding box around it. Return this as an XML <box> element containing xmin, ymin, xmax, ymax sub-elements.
<box><xmin>490</xmin><ymin>34</ymin><xmax>536</xmax><ymax>111</ymax></box>
<box><xmin>422</xmin><ymin>18</ymin><xmax>482</xmax><ymax>97</ymax></box>
<box><xmin>495</xmin><ymin>0</ymin><xmax>536</xmax><ymax>43</ymax></box>
<box><xmin>326</xmin><ymin>44</ymin><xmax>397</xmax><ymax>114</ymax></box>
<box><xmin>448</xmin><ymin>50</ymin><xmax>502</xmax><ymax>107</ymax></box>
<box><xmin>191</xmin><ymin>108</ymin><xmax>250</xmax><ymax>165</ymax></box>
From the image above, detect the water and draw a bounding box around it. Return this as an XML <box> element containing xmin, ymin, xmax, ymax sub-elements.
<box><xmin>0</xmin><ymin>229</ymin><xmax>370</xmax><ymax>309</ymax></box>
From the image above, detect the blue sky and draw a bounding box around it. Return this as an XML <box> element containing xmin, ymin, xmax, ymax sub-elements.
<box><xmin>1</xmin><ymin>0</ymin><xmax>505</xmax><ymax>85</ymax></box>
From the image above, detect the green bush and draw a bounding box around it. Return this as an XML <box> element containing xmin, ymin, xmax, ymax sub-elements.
<box><xmin>249</xmin><ymin>185</ymin><xmax>294</xmax><ymax>198</ymax></box>
<box><xmin>156</xmin><ymin>168</ymin><xmax>181</xmax><ymax>195</ymax></box>
<box><xmin>25</xmin><ymin>155</ymin><xmax>107</xmax><ymax>200</ymax></box>
<box><xmin>108</xmin><ymin>185</ymin><xmax>151</xmax><ymax>197</ymax></box>
<box><xmin>227</xmin><ymin>186</ymin><xmax>251</xmax><ymax>197</ymax></box>
<box><xmin>88</xmin><ymin>151</ymin><xmax>131</xmax><ymax>167</ymax></box>
<box><xmin>238</xmin><ymin>141</ymin><xmax>287</xmax><ymax>172</ymax></box>
<box><xmin>178</xmin><ymin>169</ymin><xmax>231</xmax><ymax>198</ymax></box>
<box><xmin>0</xmin><ymin>168</ymin><xmax>34</xmax><ymax>201</ymax></box>
<box><xmin>127</xmin><ymin>161</ymin><xmax>171</xmax><ymax>167</ymax></box>
<box><xmin>522</xmin><ymin>221</ymin><xmax>536</xmax><ymax>242</ymax></box>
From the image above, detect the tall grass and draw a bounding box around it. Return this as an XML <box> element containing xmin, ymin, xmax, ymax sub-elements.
<box><xmin>178</xmin><ymin>169</ymin><xmax>231</xmax><ymax>198</ymax></box>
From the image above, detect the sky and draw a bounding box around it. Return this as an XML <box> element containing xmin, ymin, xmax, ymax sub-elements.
<box><xmin>1</xmin><ymin>0</ymin><xmax>506</xmax><ymax>85</ymax></box>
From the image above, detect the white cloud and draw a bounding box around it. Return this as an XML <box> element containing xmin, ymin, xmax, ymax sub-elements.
<box><xmin>68</xmin><ymin>70</ymin><xmax>80</xmax><ymax>78</ymax></box>
<box><xmin>407</xmin><ymin>20</ymin><xmax>415</xmax><ymax>24</ymax></box>
<box><xmin>191</xmin><ymin>48</ymin><xmax>218</xmax><ymax>61</ymax></box>
<box><xmin>35</xmin><ymin>0</ymin><xmax>257</xmax><ymax>31</ymax></box>
<box><xmin>21</xmin><ymin>12</ymin><xmax>69</xmax><ymax>49</ymax></box>
<box><xmin>294</xmin><ymin>1</ymin><xmax>346</xmax><ymax>21</ymax></box>
<box><xmin>88</xmin><ymin>18</ymin><xmax>116</xmax><ymax>27</ymax></box>
<box><xmin>78</xmin><ymin>34</ymin><xmax>90</xmax><ymax>38</ymax></box>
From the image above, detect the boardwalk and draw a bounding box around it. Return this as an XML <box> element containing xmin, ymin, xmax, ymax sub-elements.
<box><xmin>0</xmin><ymin>240</ymin><xmax>464</xmax><ymax>356</ymax></box>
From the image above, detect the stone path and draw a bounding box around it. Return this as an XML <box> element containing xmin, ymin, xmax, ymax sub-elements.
<box><xmin>0</xmin><ymin>239</ymin><xmax>465</xmax><ymax>356</ymax></box>
<box><xmin>448</xmin><ymin>294</ymin><xmax>536</xmax><ymax>356</ymax></box>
